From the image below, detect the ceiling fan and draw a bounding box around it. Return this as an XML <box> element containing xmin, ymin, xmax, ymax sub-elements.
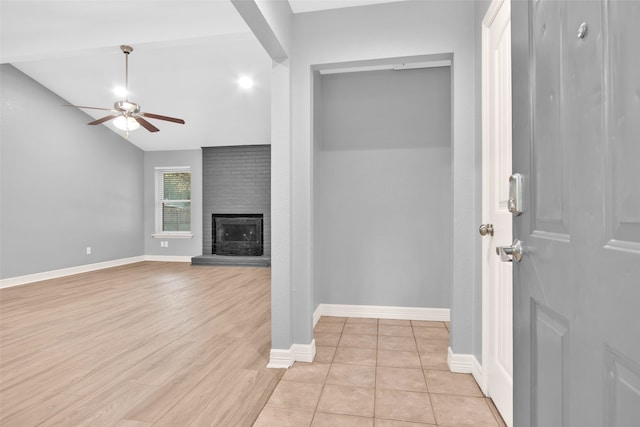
<box><xmin>66</xmin><ymin>45</ymin><xmax>185</xmax><ymax>138</ymax></box>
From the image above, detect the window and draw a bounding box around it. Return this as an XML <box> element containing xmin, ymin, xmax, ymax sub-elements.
<box><xmin>155</xmin><ymin>167</ymin><xmax>192</xmax><ymax>237</ymax></box>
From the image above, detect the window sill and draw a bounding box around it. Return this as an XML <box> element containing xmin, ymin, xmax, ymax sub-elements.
<box><xmin>152</xmin><ymin>233</ymin><xmax>193</xmax><ymax>239</ymax></box>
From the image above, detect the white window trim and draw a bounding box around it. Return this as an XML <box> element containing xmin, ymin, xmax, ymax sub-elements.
<box><xmin>154</xmin><ymin>166</ymin><xmax>193</xmax><ymax>239</ymax></box>
<box><xmin>151</xmin><ymin>233</ymin><xmax>193</xmax><ymax>239</ymax></box>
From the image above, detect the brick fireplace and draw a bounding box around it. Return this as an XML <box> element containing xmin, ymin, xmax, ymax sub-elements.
<box><xmin>199</xmin><ymin>145</ymin><xmax>271</xmax><ymax>260</ymax></box>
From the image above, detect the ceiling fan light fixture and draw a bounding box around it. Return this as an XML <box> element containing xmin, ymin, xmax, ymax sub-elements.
<box><xmin>113</xmin><ymin>116</ymin><xmax>140</xmax><ymax>131</ymax></box>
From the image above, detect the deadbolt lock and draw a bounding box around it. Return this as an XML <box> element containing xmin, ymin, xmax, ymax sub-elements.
<box><xmin>508</xmin><ymin>173</ymin><xmax>524</xmax><ymax>216</ymax></box>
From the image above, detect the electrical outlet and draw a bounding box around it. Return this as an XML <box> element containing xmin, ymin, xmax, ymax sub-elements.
<box><xmin>164</xmin><ymin>241</ymin><xmax>169</xmax><ymax>248</ymax></box>
<box><xmin>86</xmin><ymin>246</ymin><xmax>92</xmax><ymax>255</ymax></box>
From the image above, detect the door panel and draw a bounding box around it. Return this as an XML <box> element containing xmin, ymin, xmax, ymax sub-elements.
<box><xmin>532</xmin><ymin>301</ymin><xmax>569</xmax><ymax>427</ymax></box>
<box><xmin>531</xmin><ymin>0</ymin><xmax>569</xmax><ymax>237</ymax></box>
<box><xmin>511</xmin><ymin>0</ymin><xmax>640</xmax><ymax>426</ymax></box>
<box><xmin>606</xmin><ymin>1</ymin><xmax>640</xmax><ymax>248</ymax></box>
<box><xmin>604</xmin><ymin>346</ymin><xmax>640</xmax><ymax>426</ymax></box>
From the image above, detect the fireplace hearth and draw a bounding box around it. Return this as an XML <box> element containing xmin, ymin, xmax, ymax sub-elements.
<box><xmin>213</xmin><ymin>214</ymin><xmax>263</xmax><ymax>256</ymax></box>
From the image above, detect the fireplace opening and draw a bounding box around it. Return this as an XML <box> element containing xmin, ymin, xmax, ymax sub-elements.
<box><xmin>213</xmin><ymin>214</ymin><xmax>264</xmax><ymax>256</ymax></box>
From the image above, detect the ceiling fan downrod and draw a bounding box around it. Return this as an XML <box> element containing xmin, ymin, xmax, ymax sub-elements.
<box><xmin>120</xmin><ymin>45</ymin><xmax>133</xmax><ymax>101</ymax></box>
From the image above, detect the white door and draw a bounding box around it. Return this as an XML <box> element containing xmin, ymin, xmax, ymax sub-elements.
<box><xmin>481</xmin><ymin>0</ymin><xmax>512</xmax><ymax>425</ymax></box>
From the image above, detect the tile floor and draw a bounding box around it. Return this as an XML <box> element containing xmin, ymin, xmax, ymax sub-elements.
<box><xmin>254</xmin><ymin>317</ymin><xmax>507</xmax><ymax>427</ymax></box>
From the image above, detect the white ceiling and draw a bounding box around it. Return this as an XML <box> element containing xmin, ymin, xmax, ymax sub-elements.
<box><xmin>1</xmin><ymin>0</ymin><xmax>406</xmax><ymax>151</ymax></box>
<box><xmin>288</xmin><ymin>0</ymin><xmax>406</xmax><ymax>14</ymax></box>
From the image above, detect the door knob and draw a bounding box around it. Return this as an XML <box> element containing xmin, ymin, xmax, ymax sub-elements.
<box><xmin>496</xmin><ymin>239</ymin><xmax>523</xmax><ymax>263</ymax></box>
<box><xmin>479</xmin><ymin>224</ymin><xmax>494</xmax><ymax>236</ymax></box>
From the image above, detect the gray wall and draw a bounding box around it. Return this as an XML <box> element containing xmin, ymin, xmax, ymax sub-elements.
<box><xmin>314</xmin><ymin>68</ymin><xmax>452</xmax><ymax>308</ymax></box>
<box><xmin>0</xmin><ymin>64</ymin><xmax>144</xmax><ymax>279</ymax></box>
<box><xmin>143</xmin><ymin>149</ymin><xmax>203</xmax><ymax>257</ymax></box>
<box><xmin>288</xmin><ymin>0</ymin><xmax>477</xmax><ymax>352</ymax></box>
<box><xmin>202</xmin><ymin>145</ymin><xmax>271</xmax><ymax>256</ymax></box>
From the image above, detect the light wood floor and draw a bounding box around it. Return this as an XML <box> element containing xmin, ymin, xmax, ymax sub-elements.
<box><xmin>0</xmin><ymin>262</ymin><xmax>283</xmax><ymax>426</ymax></box>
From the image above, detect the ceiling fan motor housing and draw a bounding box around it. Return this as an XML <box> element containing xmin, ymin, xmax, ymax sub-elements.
<box><xmin>115</xmin><ymin>100</ymin><xmax>140</xmax><ymax>113</ymax></box>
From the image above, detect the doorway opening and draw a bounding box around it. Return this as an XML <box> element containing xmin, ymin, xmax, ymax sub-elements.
<box><xmin>310</xmin><ymin>54</ymin><xmax>454</xmax><ymax>317</ymax></box>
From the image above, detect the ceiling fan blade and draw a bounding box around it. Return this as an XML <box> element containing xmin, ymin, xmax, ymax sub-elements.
<box><xmin>140</xmin><ymin>112</ymin><xmax>185</xmax><ymax>124</ymax></box>
<box><xmin>135</xmin><ymin>117</ymin><xmax>160</xmax><ymax>132</ymax></box>
<box><xmin>88</xmin><ymin>115</ymin><xmax>120</xmax><ymax>125</ymax></box>
<box><xmin>63</xmin><ymin>104</ymin><xmax>114</xmax><ymax>112</ymax></box>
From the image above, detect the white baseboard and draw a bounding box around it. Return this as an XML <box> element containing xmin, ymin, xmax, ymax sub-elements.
<box><xmin>0</xmin><ymin>256</ymin><xmax>146</xmax><ymax>289</ymax></box>
<box><xmin>143</xmin><ymin>255</ymin><xmax>193</xmax><ymax>263</ymax></box>
<box><xmin>448</xmin><ymin>347</ymin><xmax>487</xmax><ymax>395</ymax></box>
<box><xmin>267</xmin><ymin>349</ymin><xmax>295</xmax><ymax>369</ymax></box>
<box><xmin>313</xmin><ymin>305</ymin><xmax>322</xmax><ymax>326</ymax></box>
<box><xmin>267</xmin><ymin>340</ymin><xmax>316</xmax><ymax>369</ymax></box>
<box><xmin>314</xmin><ymin>303</ymin><xmax>450</xmax><ymax>322</ymax></box>
<box><xmin>293</xmin><ymin>339</ymin><xmax>316</xmax><ymax>363</ymax></box>
<box><xmin>0</xmin><ymin>255</ymin><xmax>194</xmax><ymax>289</ymax></box>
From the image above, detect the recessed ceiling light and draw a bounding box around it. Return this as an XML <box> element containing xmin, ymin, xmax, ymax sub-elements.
<box><xmin>237</xmin><ymin>76</ymin><xmax>254</xmax><ymax>90</ymax></box>
<box><xmin>113</xmin><ymin>86</ymin><xmax>128</xmax><ymax>97</ymax></box>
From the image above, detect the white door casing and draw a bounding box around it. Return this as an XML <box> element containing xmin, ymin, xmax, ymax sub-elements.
<box><xmin>481</xmin><ymin>0</ymin><xmax>513</xmax><ymax>426</ymax></box>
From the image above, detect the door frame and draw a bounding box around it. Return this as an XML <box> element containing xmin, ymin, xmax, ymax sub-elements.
<box><xmin>480</xmin><ymin>0</ymin><xmax>512</xmax><ymax>398</ymax></box>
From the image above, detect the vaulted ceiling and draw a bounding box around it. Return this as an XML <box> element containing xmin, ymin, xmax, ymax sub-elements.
<box><xmin>0</xmin><ymin>0</ymin><xmax>406</xmax><ymax>151</ymax></box>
